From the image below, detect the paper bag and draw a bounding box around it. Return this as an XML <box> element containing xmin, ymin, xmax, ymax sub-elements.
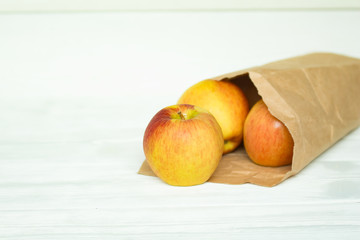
<box><xmin>138</xmin><ymin>52</ymin><xmax>360</xmax><ymax>186</ymax></box>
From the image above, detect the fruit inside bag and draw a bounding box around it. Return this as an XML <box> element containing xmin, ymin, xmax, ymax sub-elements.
<box><xmin>139</xmin><ymin>53</ymin><xmax>360</xmax><ymax>186</ymax></box>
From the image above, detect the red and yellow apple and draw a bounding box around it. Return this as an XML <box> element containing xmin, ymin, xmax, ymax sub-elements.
<box><xmin>143</xmin><ymin>104</ymin><xmax>224</xmax><ymax>186</ymax></box>
<box><xmin>243</xmin><ymin>99</ymin><xmax>294</xmax><ymax>167</ymax></box>
<box><xmin>177</xmin><ymin>79</ymin><xmax>249</xmax><ymax>154</ymax></box>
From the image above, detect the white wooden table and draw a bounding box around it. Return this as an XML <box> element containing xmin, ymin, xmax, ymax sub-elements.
<box><xmin>1</xmin><ymin>10</ymin><xmax>360</xmax><ymax>239</ymax></box>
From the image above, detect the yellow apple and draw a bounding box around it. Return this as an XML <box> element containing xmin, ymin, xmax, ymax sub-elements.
<box><xmin>243</xmin><ymin>99</ymin><xmax>294</xmax><ymax>167</ymax></box>
<box><xmin>177</xmin><ymin>80</ymin><xmax>249</xmax><ymax>154</ymax></box>
<box><xmin>143</xmin><ymin>104</ymin><xmax>224</xmax><ymax>186</ymax></box>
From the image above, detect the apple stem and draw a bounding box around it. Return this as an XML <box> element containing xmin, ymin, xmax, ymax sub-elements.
<box><xmin>178</xmin><ymin>111</ymin><xmax>186</xmax><ymax>120</ymax></box>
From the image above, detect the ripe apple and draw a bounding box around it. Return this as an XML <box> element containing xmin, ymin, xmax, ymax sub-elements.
<box><xmin>177</xmin><ymin>80</ymin><xmax>249</xmax><ymax>154</ymax></box>
<box><xmin>143</xmin><ymin>104</ymin><xmax>224</xmax><ymax>186</ymax></box>
<box><xmin>243</xmin><ymin>99</ymin><xmax>294</xmax><ymax>167</ymax></box>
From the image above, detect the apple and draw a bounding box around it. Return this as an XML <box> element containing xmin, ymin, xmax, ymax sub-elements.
<box><xmin>177</xmin><ymin>79</ymin><xmax>249</xmax><ymax>154</ymax></box>
<box><xmin>243</xmin><ymin>99</ymin><xmax>294</xmax><ymax>167</ymax></box>
<box><xmin>143</xmin><ymin>104</ymin><xmax>224</xmax><ymax>186</ymax></box>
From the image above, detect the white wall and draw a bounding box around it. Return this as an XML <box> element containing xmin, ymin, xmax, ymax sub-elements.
<box><xmin>1</xmin><ymin>1</ymin><xmax>359</xmax><ymax>100</ymax></box>
<box><xmin>0</xmin><ymin>0</ymin><xmax>359</xmax><ymax>12</ymax></box>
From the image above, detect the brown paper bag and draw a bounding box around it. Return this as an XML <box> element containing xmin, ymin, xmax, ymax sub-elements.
<box><xmin>138</xmin><ymin>52</ymin><xmax>360</xmax><ymax>186</ymax></box>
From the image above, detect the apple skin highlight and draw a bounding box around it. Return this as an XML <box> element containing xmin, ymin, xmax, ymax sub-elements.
<box><xmin>143</xmin><ymin>104</ymin><xmax>224</xmax><ymax>186</ymax></box>
<box><xmin>243</xmin><ymin>100</ymin><xmax>294</xmax><ymax>167</ymax></box>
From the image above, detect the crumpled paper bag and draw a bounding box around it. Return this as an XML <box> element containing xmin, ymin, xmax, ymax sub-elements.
<box><xmin>138</xmin><ymin>52</ymin><xmax>360</xmax><ymax>186</ymax></box>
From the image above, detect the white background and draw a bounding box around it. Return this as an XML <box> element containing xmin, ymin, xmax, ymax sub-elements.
<box><xmin>0</xmin><ymin>2</ymin><xmax>360</xmax><ymax>239</ymax></box>
<box><xmin>0</xmin><ymin>0</ymin><xmax>360</xmax><ymax>12</ymax></box>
